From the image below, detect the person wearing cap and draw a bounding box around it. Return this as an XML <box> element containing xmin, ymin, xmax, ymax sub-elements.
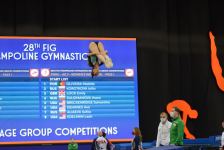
<box><xmin>156</xmin><ymin>112</ymin><xmax>172</xmax><ymax>147</ymax></box>
<box><xmin>169</xmin><ymin>107</ymin><xmax>184</xmax><ymax>146</ymax></box>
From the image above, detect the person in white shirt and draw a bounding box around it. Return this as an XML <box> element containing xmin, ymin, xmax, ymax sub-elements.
<box><xmin>92</xmin><ymin>131</ymin><xmax>111</xmax><ymax>150</ymax></box>
<box><xmin>221</xmin><ymin>121</ymin><xmax>224</xmax><ymax>149</ymax></box>
<box><xmin>156</xmin><ymin>112</ymin><xmax>172</xmax><ymax>147</ymax></box>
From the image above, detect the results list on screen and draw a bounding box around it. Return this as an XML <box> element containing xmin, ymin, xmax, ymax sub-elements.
<box><xmin>0</xmin><ymin>69</ymin><xmax>136</xmax><ymax>119</ymax></box>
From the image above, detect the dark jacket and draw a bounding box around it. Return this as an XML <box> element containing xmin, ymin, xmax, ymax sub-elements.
<box><xmin>132</xmin><ymin>136</ymin><xmax>142</xmax><ymax>150</ymax></box>
<box><xmin>91</xmin><ymin>137</ymin><xmax>111</xmax><ymax>150</ymax></box>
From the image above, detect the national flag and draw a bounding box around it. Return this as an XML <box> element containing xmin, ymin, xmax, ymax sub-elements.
<box><xmin>59</xmin><ymin>100</ymin><xmax>66</xmax><ymax>106</ymax></box>
<box><xmin>59</xmin><ymin>105</ymin><xmax>66</xmax><ymax>112</ymax></box>
<box><xmin>59</xmin><ymin>112</ymin><xmax>66</xmax><ymax>119</ymax></box>
<box><xmin>58</xmin><ymin>95</ymin><xmax>66</xmax><ymax>101</ymax></box>
<box><xmin>59</xmin><ymin>90</ymin><xmax>65</xmax><ymax>96</ymax></box>
<box><xmin>58</xmin><ymin>86</ymin><xmax>66</xmax><ymax>90</ymax></box>
<box><xmin>58</xmin><ymin>81</ymin><xmax>66</xmax><ymax>86</ymax></box>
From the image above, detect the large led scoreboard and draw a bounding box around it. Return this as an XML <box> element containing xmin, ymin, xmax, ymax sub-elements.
<box><xmin>0</xmin><ymin>36</ymin><xmax>138</xmax><ymax>144</ymax></box>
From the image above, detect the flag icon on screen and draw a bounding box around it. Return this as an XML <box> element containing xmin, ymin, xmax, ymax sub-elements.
<box><xmin>58</xmin><ymin>81</ymin><xmax>66</xmax><ymax>86</ymax></box>
<box><xmin>58</xmin><ymin>86</ymin><xmax>66</xmax><ymax>90</ymax></box>
<box><xmin>59</xmin><ymin>100</ymin><xmax>66</xmax><ymax>106</ymax></box>
<box><xmin>59</xmin><ymin>96</ymin><xmax>66</xmax><ymax>101</ymax></box>
<box><xmin>59</xmin><ymin>112</ymin><xmax>66</xmax><ymax>119</ymax></box>
<box><xmin>59</xmin><ymin>105</ymin><xmax>66</xmax><ymax>112</ymax></box>
<box><xmin>59</xmin><ymin>90</ymin><xmax>65</xmax><ymax>96</ymax></box>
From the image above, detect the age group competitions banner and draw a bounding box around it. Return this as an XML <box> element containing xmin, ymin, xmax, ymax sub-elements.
<box><xmin>0</xmin><ymin>36</ymin><xmax>139</xmax><ymax>144</ymax></box>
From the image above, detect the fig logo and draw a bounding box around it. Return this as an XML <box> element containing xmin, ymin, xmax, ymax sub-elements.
<box><xmin>125</xmin><ymin>69</ymin><xmax>134</xmax><ymax>77</ymax></box>
<box><xmin>41</xmin><ymin>68</ymin><xmax>50</xmax><ymax>77</ymax></box>
<box><xmin>209</xmin><ymin>32</ymin><xmax>224</xmax><ymax>91</ymax></box>
<box><xmin>167</xmin><ymin>100</ymin><xmax>198</xmax><ymax>139</ymax></box>
<box><xmin>30</xmin><ymin>69</ymin><xmax>39</xmax><ymax>77</ymax></box>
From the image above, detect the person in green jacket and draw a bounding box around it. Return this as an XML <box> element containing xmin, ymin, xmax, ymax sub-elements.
<box><xmin>68</xmin><ymin>138</ymin><xmax>78</xmax><ymax>150</ymax></box>
<box><xmin>169</xmin><ymin>107</ymin><xmax>184</xmax><ymax>146</ymax></box>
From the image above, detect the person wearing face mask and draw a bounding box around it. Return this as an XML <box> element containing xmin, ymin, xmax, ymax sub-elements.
<box><xmin>131</xmin><ymin>127</ymin><xmax>143</xmax><ymax>150</ymax></box>
<box><xmin>156</xmin><ymin>112</ymin><xmax>172</xmax><ymax>147</ymax></box>
<box><xmin>169</xmin><ymin>107</ymin><xmax>184</xmax><ymax>146</ymax></box>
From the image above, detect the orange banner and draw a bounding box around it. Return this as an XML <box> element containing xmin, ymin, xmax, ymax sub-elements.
<box><xmin>209</xmin><ymin>31</ymin><xmax>224</xmax><ymax>91</ymax></box>
<box><xmin>167</xmin><ymin>100</ymin><xmax>198</xmax><ymax>139</ymax></box>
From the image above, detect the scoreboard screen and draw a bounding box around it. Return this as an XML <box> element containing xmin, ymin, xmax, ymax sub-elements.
<box><xmin>0</xmin><ymin>36</ymin><xmax>138</xmax><ymax>144</ymax></box>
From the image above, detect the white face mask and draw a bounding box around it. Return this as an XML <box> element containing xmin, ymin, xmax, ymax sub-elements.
<box><xmin>170</xmin><ymin>112</ymin><xmax>175</xmax><ymax>118</ymax></box>
<box><xmin>160</xmin><ymin>118</ymin><xmax>167</xmax><ymax>123</ymax></box>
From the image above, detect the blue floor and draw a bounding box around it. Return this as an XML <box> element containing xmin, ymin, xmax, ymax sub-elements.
<box><xmin>0</xmin><ymin>135</ymin><xmax>221</xmax><ymax>150</ymax></box>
